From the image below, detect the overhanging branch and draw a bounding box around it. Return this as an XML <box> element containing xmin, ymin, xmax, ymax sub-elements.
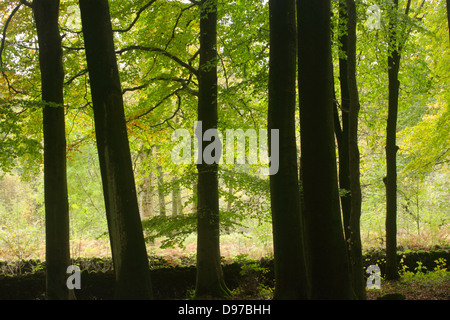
<box><xmin>19</xmin><ymin>0</ymin><xmax>32</xmax><ymax>8</ymax></box>
<box><xmin>1</xmin><ymin>3</ymin><xmax>23</xmax><ymax>94</ymax></box>
<box><xmin>116</xmin><ymin>45</ymin><xmax>198</xmax><ymax>76</ymax></box>
<box><xmin>126</xmin><ymin>88</ymin><xmax>183</xmax><ymax>122</ymax></box>
<box><xmin>123</xmin><ymin>76</ymin><xmax>198</xmax><ymax>96</ymax></box>
<box><xmin>113</xmin><ymin>0</ymin><xmax>158</xmax><ymax>33</ymax></box>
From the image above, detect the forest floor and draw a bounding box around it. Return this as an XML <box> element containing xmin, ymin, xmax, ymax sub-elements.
<box><xmin>0</xmin><ymin>233</ymin><xmax>449</xmax><ymax>300</ymax></box>
<box><xmin>1</xmin><ymin>248</ymin><xmax>448</xmax><ymax>300</ymax></box>
<box><xmin>365</xmin><ymin>272</ymin><xmax>450</xmax><ymax>300</ymax></box>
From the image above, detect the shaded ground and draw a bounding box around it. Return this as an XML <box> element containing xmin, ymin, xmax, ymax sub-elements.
<box><xmin>366</xmin><ymin>274</ymin><xmax>450</xmax><ymax>300</ymax></box>
<box><xmin>0</xmin><ymin>249</ymin><xmax>448</xmax><ymax>300</ymax></box>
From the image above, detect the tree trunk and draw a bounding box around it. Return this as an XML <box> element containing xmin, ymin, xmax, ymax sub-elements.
<box><xmin>336</xmin><ymin>0</ymin><xmax>351</xmax><ymax>241</ymax></box>
<box><xmin>345</xmin><ymin>0</ymin><xmax>366</xmax><ymax>300</ymax></box>
<box><xmin>385</xmin><ymin>0</ymin><xmax>401</xmax><ymax>281</ymax></box>
<box><xmin>268</xmin><ymin>0</ymin><xmax>309</xmax><ymax>300</ymax></box>
<box><xmin>139</xmin><ymin>147</ymin><xmax>153</xmax><ymax>219</ymax></box>
<box><xmin>297</xmin><ymin>0</ymin><xmax>353</xmax><ymax>299</ymax></box>
<box><xmin>156</xmin><ymin>148</ymin><xmax>166</xmax><ymax>216</ymax></box>
<box><xmin>192</xmin><ymin>180</ymin><xmax>198</xmax><ymax>214</ymax></box>
<box><xmin>195</xmin><ymin>0</ymin><xmax>230</xmax><ymax>299</ymax></box>
<box><xmin>172</xmin><ymin>176</ymin><xmax>182</xmax><ymax>216</ymax></box>
<box><xmin>447</xmin><ymin>0</ymin><xmax>450</xmax><ymax>42</ymax></box>
<box><xmin>78</xmin><ymin>0</ymin><xmax>153</xmax><ymax>299</ymax></box>
<box><xmin>32</xmin><ymin>0</ymin><xmax>73</xmax><ymax>300</ymax></box>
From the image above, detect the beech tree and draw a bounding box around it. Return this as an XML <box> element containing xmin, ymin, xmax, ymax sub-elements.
<box><xmin>31</xmin><ymin>0</ymin><xmax>73</xmax><ymax>300</ymax></box>
<box><xmin>268</xmin><ymin>0</ymin><xmax>309</xmax><ymax>300</ymax></box>
<box><xmin>384</xmin><ymin>0</ymin><xmax>426</xmax><ymax>281</ymax></box>
<box><xmin>78</xmin><ymin>0</ymin><xmax>153</xmax><ymax>299</ymax></box>
<box><xmin>335</xmin><ymin>0</ymin><xmax>351</xmax><ymax>242</ymax></box>
<box><xmin>345</xmin><ymin>0</ymin><xmax>365</xmax><ymax>299</ymax></box>
<box><xmin>384</xmin><ymin>0</ymin><xmax>401</xmax><ymax>282</ymax></box>
<box><xmin>195</xmin><ymin>0</ymin><xmax>230</xmax><ymax>298</ymax></box>
<box><xmin>297</xmin><ymin>0</ymin><xmax>352</xmax><ymax>299</ymax></box>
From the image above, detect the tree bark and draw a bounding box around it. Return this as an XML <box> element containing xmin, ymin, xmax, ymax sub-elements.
<box><xmin>346</xmin><ymin>0</ymin><xmax>366</xmax><ymax>300</ymax></box>
<box><xmin>385</xmin><ymin>0</ymin><xmax>401</xmax><ymax>281</ymax></box>
<box><xmin>78</xmin><ymin>0</ymin><xmax>153</xmax><ymax>299</ymax></box>
<box><xmin>336</xmin><ymin>0</ymin><xmax>351</xmax><ymax>241</ymax></box>
<box><xmin>195</xmin><ymin>0</ymin><xmax>230</xmax><ymax>299</ymax></box>
<box><xmin>268</xmin><ymin>0</ymin><xmax>309</xmax><ymax>300</ymax></box>
<box><xmin>297</xmin><ymin>0</ymin><xmax>353</xmax><ymax>299</ymax></box>
<box><xmin>32</xmin><ymin>0</ymin><xmax>73</xmax><ymax>300</ymax></box>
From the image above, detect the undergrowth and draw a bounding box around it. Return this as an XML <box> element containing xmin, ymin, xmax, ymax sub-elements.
<box><xmin>367</xmin><ymin>258</ymin><xmax>450</xmax><ymax>300</ymax></box>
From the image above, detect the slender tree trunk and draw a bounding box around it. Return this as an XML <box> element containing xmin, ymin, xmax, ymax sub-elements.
<box><xmin>385</xmin><ymin>0</ymin><xmax>401</xmax><ymax>281</ymax></box>
<box><xmin>156</xmin><ymin>149</ymin><xmax>166</xmax><ymax>216</ymax></box>
<box><xmin>171</xmin><ymin>179</ymin><xmax>178</xmax><ymax>216</ymax></box>
<box><xmin>336</xmin><ymin>0</ymin><xmax>351</xmax><ymax>240</ymax></box>
<box><xmin>78</xmin><ymin>0</ymin><xmax>153</xmax><ymax>299</ymax></box>
<box><xmin>32</xmin><ymin>0</ymin><xmax>73</xmax><ymax>300</ymax></box>
<box><xmin>172</xmin><ymin>176</ymin><xmax>181</xmax><ymax>216</ymax></box>
<box><xmin>192</xmin><ymin>180</ymin><xmax>198</xmax><ymax>214</ymax></box>
<box><xmin>268</xmin><ymin>0</ymin><xmax>309</xmax><ymax>300</ymax></box>
<box><xmin>447</xmin><ymin>0</ymin><xmax>450</xmax><ymax>42</ymax></box>
<box><xmin>297</xmin><ymin>0</ymin><xmax>353</xmax><ymax>299</ymax></box>
<box><xmin>346</xmin><ymin>0</ymin><xmax>366</xmax><ymax>300</ymax></box>
<box><xmin>139</xmin><ymin>148</ymin><xmax>153</xmax><ymax>219</ymax></box>
<box><xmin>195</xmin><ymin>0</ymin><xmax>230</xmax><ymax>299</ymax></box>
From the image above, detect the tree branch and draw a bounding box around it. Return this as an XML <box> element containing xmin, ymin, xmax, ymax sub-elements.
<box><xmin>123</xmin><ymin>76</ymin><xmax>198</xmax><ymax>96</ymax></box>
<box><xmin>1</xmin><ymin>3</ymin><xmax>23</xmax><ymax>94</ymax></box>
<box><xmin>126</xmin><ymin>88</ymin><xmax>183</xmax><ymax>122</ymax></box>
<box><xmin>62</xmin><ymin>45</ymin><xmax>84</xmax><ymax>51</ymax></box>
<box><xmin>64</xmin><ymin>69</ymin><xmax>88</xmax><ymax>86</ymax></box>
<box><xmin>399</xmin><ymin>0</ymin><xmax>427</xmax><ymax>51</ymax></box>
<box><xmin>116</xmin><ymin>45</ymin><xmax>198</xmax><ymax>76</ymax></box>
<box><xmin>164</xmin><ymin>2</ymin><xmax>197</xmax><ymax>50</ymax></box>
<box><xmin>404</xmin><ymin>0</ymin><xmax>412</xmax><ymax>16</ymax></box>
<box><xmin>113</xmin><ymin>0</ymin><xmax>158</xmax><ymax>33</ymax></box>
<box><xmin>20</xmin><ymin>0</ymin><xmax>32</xmax><ymax>8</ymax></box>
<box><xmin>150</xmin><ymin>92</ymin><xmax>182</xmax><ymax>129</ymax></box>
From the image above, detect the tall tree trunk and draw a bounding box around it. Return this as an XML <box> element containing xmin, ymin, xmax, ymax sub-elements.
<box><xmin>384</xmin><ymin>0</ymin><xmax>401</xmax><ymax>281</ymax></box>
<box><xmin>297</xmin><ymin>0</ymin><xmax>353</xmax><ymax>299</ymax></box>
<box><xmin>78</xmin><ymin>0</ymin><xmax>153</xmax><ymax>299</ymax></box>
<box><xmin>345</xmin><ymin>0</ymin><xmax>366</xmax><ymax>300</ymax></box>
<box><xmin>195</xmin><ymin>0</ymin><xmax>230</xmax><ymax>298</ymax></box>
<box><xmin>268</xmin><ymin>0</ymin><xmax>309</xmax><ymax>300</ymax></box>
<box><xmin>32</xmin><ymin>0</ymin><xmax>73</xmax><ymax>300</ymax></box>
<box><xmin>336</xmin><ymin>0</ymin><xmax>351</xmax><ymax>241</ymax></box>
